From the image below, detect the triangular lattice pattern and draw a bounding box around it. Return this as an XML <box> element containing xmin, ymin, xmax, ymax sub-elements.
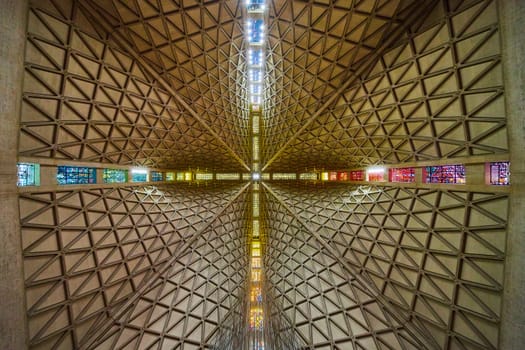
<box><xmin>87</xmin><ymin>185</ymin><xmax>249</xmax><ymax>350</ymax></box>
<box><xmin>261</xmin><ymin>184</ymin><xmax>428</xmax><ymax>349</ymax></box>
<box><xmin>262</xmin><ymin>0</ymin><xmax>415</xmax><ymax>164</ymax></box>
<box><xmin>22</xmin><ymin>1</ymin><xmax>244</xmax><ymax>171</ymax></box>
<box><xmin>85</xmin><ymin>0</ymin><xmax>251</xmax><ymax>165</ymax></box>
<box><xmin>265</xmin><ymin>0</ymin><xmax>506</xmax><ymax>171</ymax></box>
<box><xmin>16</xmin><ymin>0</ymin><xmax>511</xmax><ymax>349</ymax></box>
<box><xmin>266</xmin><ymin>181</ymin><xmax>507</xmax><ymax>349</ymax></box>
<box><xmin>20</xmin><ymin>182</ymin><xmax>247</xmax><ymax>349</ymax></box>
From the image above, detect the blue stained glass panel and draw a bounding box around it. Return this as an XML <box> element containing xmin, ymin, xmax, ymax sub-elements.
<box><xmin>248</xmin><ymin>19</ymin><xmax>264</xmax><ymax>43</ymax></box>
<box><xmin>131</xmin><ymin>171</ymin><xmax>148</xmax><ymax>182</ymax></box>
<box><xmin>57</xmin><ymin>166</ymin><xmax>96</xmax><ymax>185</ymax></box>
<box><xmin>425</xmin><ymin>165</ymin><xmax>466</xmax><ymax>184</ymax></box>
<box><xmin>103</xmin><ymin>169</ymin><xmax>128</xmax><ymax>183</ymax></box>
<box><xmin>17</xmin><ymin>163</ymin><xmax>40</xmax><ymax>186</ymax></box>
<box><xmin>151</xmin><ymin>171</ymin><xmax>163</xmax><ymax>182</ymax></box>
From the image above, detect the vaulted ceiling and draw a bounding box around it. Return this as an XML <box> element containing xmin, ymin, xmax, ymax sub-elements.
<box><xmin>22</xmin><ymin>0</ymin><xmax>507</xmax><ymax>172</ymax></box>
<box><xmin>19</xmin><ymin>0</ymin><xmax>509</xmax><ymax>349</ymax></box>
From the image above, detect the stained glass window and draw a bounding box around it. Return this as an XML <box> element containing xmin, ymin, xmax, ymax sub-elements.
<box><xmin>489</xmin><ymin>162</ymin><xmax>510</xmax><ymax>185</ymax></box>
<box><xmin>337</xmin><ymin>172</ymin><xmax>348</xmax><ymax>181</ymax></box>
<box><xmin>249</xmin><ymin>69</ymin><xmax>262</xmax><ymax>82</ymax></box>
<box><xmin>247</xmin><ymin>19</ymin><xmax>264</xmax><ymax>44</ymax></box>
<box><xmin>17</xmin><ymin>163</ymin><xmax>40</xmax><ymax>186</ymax></box>
<box><xmin>216</xmin><ymin>173</ymin><xmax>239</xmax><ymax>180</ymax></box>
<box><xmin>195</xmin><ymin>173</ymin><xmax>213</xmax><ymax>180</ymax></box>
<box><xmin>253</xmin><ymin>192</ymin><xmax>259</xmax><ymax>217</ymax></box>
<box><xmin>131</xmin><ymin>169</ymin><xmax>148</xmax><ymax>182</ymax></box>
<box><xmin>272</xmin><ymin>173</ymin><xmax>296</xmax><ymax>180</ymax></box>
<box><xmin>252</xmin><ymin>114</ymin><xmax>260</xmax><ymax>134</ymax></box>
<box><xmin>103</xmin><ymin>168</ymin><xmax>128</xmax><ymax>183</ymax></box>
<box><xmin>350</xmin><ymin>170</ymin><xmax>364</xmax><ymax>181</ymax></box>
<box><xmin>57</xmin><ymin>166</ymin><xmax>96</xmax><ymax>185</ymax></box>
<box><xmin>253</xmin><ymin>136</ymin><xmax>259</xmax><ymax>161</ymax></box>
<box><xmin>151</xmin><ymin>171</ymin><xmax>163</xmax><ymax>182</ymax></box>
<box><xmin>165</xmin><ymin>172</ymin><xmax>175</xmax><ymax>181</ymax></box>
<box><xmin>299</xmin><ymin>173</ymin><xmax>317</xmax><ymax>180</ymax></box>
<box><xmin>247</xmin><ymin>0</ymin><xmax>265</xmax><ymax>12</ymax></box>
<box><xmin>253</xmin><ymin>220</ymin><xmax>259</xmax><ymax>238</ymax></box>
<box><xmin>248</xmin><ymin>49</ymin><xmax>263</xmax><ymax>66</ymax></box>
<box><xmin>389</xmin><ymin>167</ymin><xmax>415</xmax><ymax>183</ymax></box>
<box><xmin>367</xmin><ymin>167</ymin><xmax>386</xmax><ymax>182</ymax></box>
<box><xmin>424</xmin><ymin>165</ymin><xmax>466</xmax><ymax>184</ymax></box>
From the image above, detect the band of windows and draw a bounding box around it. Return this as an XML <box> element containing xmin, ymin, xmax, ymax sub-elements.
<box><xmin>16</xmin><ymin>162</ymin><xmax>511</xmax><ymax>187</ymax></box>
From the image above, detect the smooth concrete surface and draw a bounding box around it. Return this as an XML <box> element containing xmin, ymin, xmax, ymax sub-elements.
<box><xmin>499</xmin><ymin>0</ymin><xmax>525</xmax><ymax>348</ymax></box>
<box><xmin>0</xmin><ymin>0</ymin><xmax>29</xmax><ymax>349</ymax></box>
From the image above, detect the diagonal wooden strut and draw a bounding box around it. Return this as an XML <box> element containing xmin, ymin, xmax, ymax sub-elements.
<box><xmin>262</xmin><ymin>181</ymin><xmax>440</xmax><ymax>349</ymax></box>
<box><xmin>80</xmin><ymin>1</ymin><xmax>251</xmax><ymax>171</ymax></box>
<box><xmin>78</xmin><ymin>182</ymin><xmax>251</xmax><ymax>350</ymax></box>
<box><xmin>262</xmin><ymin>0</ymin><xmax>440</xmax><ymax>172</ymax></box>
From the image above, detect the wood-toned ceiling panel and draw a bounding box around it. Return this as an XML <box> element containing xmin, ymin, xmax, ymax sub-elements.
<box><xmin>22</xmin><ymin>0</ymin><xmax>244</xmax><ymax>171</ymax></box>
<box><xmin>87</xmin><ymin>0</ymin><xmax>251</xmax><ymax>165</ymax></box>
<box><xmin>262</xmin><ymin>0</ymin><xmax>407</xmax><ymax>165</ymax></box>
<box><xmin>266</xmin><ymin>181</ymin><xmax>507</xmax><ymax>349</ymax></box>
<box><xmin>265</xmin><ymin>0</ymin><xmax>506</xmax><ymax>172</ymax></box>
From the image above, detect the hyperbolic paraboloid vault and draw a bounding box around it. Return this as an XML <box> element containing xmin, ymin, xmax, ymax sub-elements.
<box><xmin>1</xmin><ymin>0</ymin><xmax>523</xmax><ymax>349</ymax></box>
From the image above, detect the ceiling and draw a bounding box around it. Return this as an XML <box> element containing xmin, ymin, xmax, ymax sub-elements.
<box><xmin>18</xmin><ymin>0</ymin><xmax>509</xmax><ymax>349</ymax></box>
<box><xmin>21</xmin><ymin>0</ymin><xmax>506</xmax><ymax>172</ymax></box>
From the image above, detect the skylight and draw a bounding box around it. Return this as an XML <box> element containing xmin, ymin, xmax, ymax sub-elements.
<box><xmin>247</xmin><ymin>0</ymin><xmax>265</xmax><ymax>13</ymax></box>
<box><xmin>248</xmin><ymin>49</ymin><xmax>263</xmax><ymax>66</ymax></box>
<box><xmin>247</xmin><ymin>19</ymin><xmax>264</xmax><ymax>44</ymax></box>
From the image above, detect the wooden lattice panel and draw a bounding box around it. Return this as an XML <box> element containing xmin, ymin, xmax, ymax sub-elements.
<box><xmin>20</xmin><ymin>182</ymin><xmax>247</xmax><ymax>349</ymax></box>
<box><xmin>265</xmin><ymin>0</ymin><xmax>506</xmax><ymax>172</ymax></box>
<box><xmin>261</xmin><ymin>185</ymin><xmax>427</xmax><ymax>349</ymax></box>
<box><xmin>86</xmin><ymin>0</ymin><xmax>251</xmax><ymax>165</ymax></box>
<box><xmin>22</xmin><ymin>0</ymin><xmax>244</xmax><ymax>171</ymax></box>
<box><xmin>266</xmin><ymin>181</ymin><xmax>508</xmax><ymax>349</ymax></box>
<box><xmin>262</xmin><ymin>0</ymin><xmax>413</xmax><ymax>165</ymax></box>
<box><xmin>87</xmin><ymin>188</ymin><xmax>249</xmax><ymax>350</ymax></box>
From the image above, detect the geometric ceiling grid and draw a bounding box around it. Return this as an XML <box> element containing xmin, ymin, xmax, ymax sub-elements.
<box><xmin>15</xmin><ymin>0</ymin><xmax>512</xmax><ymax>349</ymax></box>
<box><xmin>20</xmin><ymin>182</ymin><xmax>248</xmax><ymax>349</ymax></box>
<box><xmin>265</xmin><ymin>0</ymin><xmax>506</xmax><ymax>171</ymax></box>
<box><xmin>22</xmin><ymin>1</ymin><xmax>245</xmax><ymax>171</ymax></box>
<box><xmin>261</xmin><ymin>184</ymin><xmax>430</xmax><ymax>349</ymax></box>
<box><xmin>85</xmin><ymin>185</ymin><xmax>249</xmax><ymax>350</ymax></box>
<box><xmin>262</xmin><ymin>0</ymin><xmax>419</xmax><ymax>166</ymax></box>
<box><xmin>85</xmin><ymin>0</ymin><xmax>251</xmax><ymax>165</ymax></box>
<box><xmin>265</xmin><ymin>181</ymin><xmax>508</xmax><ymax>349</ymax></box>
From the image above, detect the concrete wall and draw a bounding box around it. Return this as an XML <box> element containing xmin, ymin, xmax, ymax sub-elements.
<box><xmin>499</xmin><ymin>0</ymin><xmax>525</xmax><ymax>348</ymax></box>
<box><xmin>0</xmin><ymin>0</ymin><xmax>29</xmax><ymax>349</ymax></box>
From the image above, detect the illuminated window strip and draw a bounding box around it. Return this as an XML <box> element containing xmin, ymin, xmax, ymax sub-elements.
<box><xmin>216</xmin><ymin>173</ymin><xmax>240</xmax><ymax>180</ymax></box>
<box><xmin>253</xmin><ymin>192</ymin><xmax>259</xmax><ymax>217</ymax></box>
<box><xmin>253</xmin><ymin>220</ymin><xmax>259</xmax><ymax>237</ymax></box>
<box><xmin>195</xmin><ymin>173</ymin><xmax>213</xmax><ymax>181</ymax></box>
<box><xmin>253</xmin><ymin>136</ymin><xmax>259</xmax><ymax>161</ymax></box>
<box><xmin>272</xmin><ymin>173</ymin><xmax>296</xmax><ymax>180</ymax></box>
<box><xmin>252</xmin><ymin>115</ymin><xmax>259</xmax><ymax>134</ymax></box>
<box><xmin>299</xmin><ymin>173</ymin><xmax>318</xmax><ymax>180</ymax></box>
